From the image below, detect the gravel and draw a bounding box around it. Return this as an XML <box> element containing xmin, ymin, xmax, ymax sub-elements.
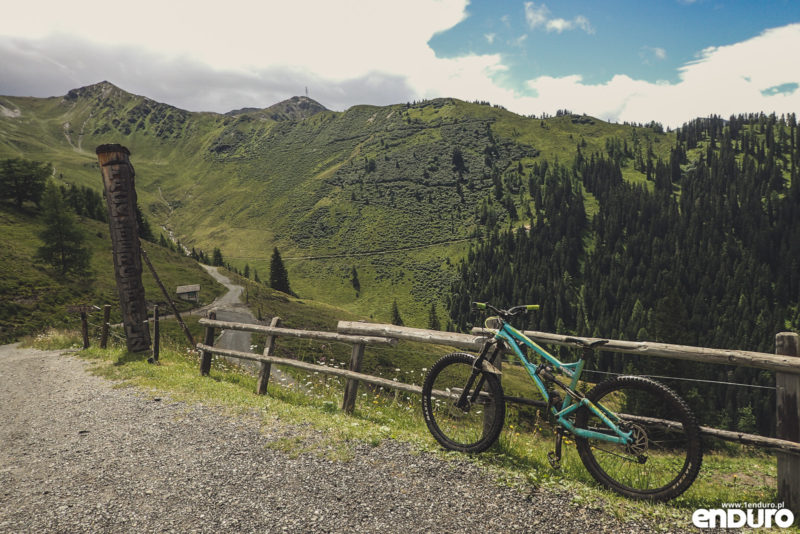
<box><xmin>0</xmin><ymin>343</ymin><xmax>695</xmax><ymax>533</ymax></box>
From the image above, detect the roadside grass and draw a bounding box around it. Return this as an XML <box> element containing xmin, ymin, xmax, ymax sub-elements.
<box><xmin>0</xmin><ymin>202</ymin><xmax>225</xmax><ymax>343</ymax></box>
<box><xmin>29</xmin><ymin>328</ymin><xmax>792</xmax><ymax>532</ymax></box>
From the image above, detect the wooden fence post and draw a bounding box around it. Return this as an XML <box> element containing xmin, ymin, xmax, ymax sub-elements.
<box><xmin>342</xmin><ymin>343</ymin><xmax>365</xmax><ymax>414</ymax></box>
<box><xmin>80</xmin><ymin>310</ymin><xmax>89</xmax><ymax>349</ymax></box>
<box><xmin>200</xmin><ymin>310</ymin><xmax>216</xmax><ymax>376</ymax></box>
<box><xmin>483</xmin><ymin>348</ymin><xmax>503</xmax><ymax>436</ymax></box>
<box><xmin>776</xmin><ymin>332</ymin><xmax>800</xmax><ymax>513</ymax></box>
<box><xmin>100</xmin><ymin>304</ymin><xmax>111</xmax><ymax>349</ymax></box>
<box><xmin>256</xmin><ymin>317</ymin><xmax>281</xmax><ymax>395</ymax></box>
<box><xmin>152</xmin><ymin>305</ymin><xmax>160</xmax><ymax>363</ymax></box>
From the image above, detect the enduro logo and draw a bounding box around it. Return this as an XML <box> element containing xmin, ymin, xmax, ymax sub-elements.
<box><xmin>692</xmin><ymin>503</ymin><xmax>794</xmax><ymax>529</ymax></box>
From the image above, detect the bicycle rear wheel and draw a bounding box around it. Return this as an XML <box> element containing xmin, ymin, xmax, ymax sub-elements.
<box><xmin>574</xmin><ymin>376</ymin><xmax>702</xmax><ymax>501</ymax></box>
<box><xmin>421</xmin><ymin>352</ymin><xmax>505</xmax><ymax>453</ymax></box>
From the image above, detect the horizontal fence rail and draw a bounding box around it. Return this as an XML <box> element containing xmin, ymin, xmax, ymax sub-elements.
<box><xmin>337</xmin><ymin>321</ymin><xmax>486</xmax><ymax>350</ymax></box>
<box><xmin>470</xmin><ymin>327</ymin><xmax>800</xmax><ymax>375</ymax></box>
<box><xmin>200</xmin><ymin>318</ymin><xmax>397</xmax><ymax>346</ymax></box>
<box><xmin>196</xmin><ymin>343</ymin><xmax>423</xmax><ymax>396</ymax></box>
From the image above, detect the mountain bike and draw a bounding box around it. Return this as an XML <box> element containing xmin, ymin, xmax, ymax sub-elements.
<box><xmin>421</xmin><ymin>302</ymin><xmax>702</xmax><ymax>501</ymax></box>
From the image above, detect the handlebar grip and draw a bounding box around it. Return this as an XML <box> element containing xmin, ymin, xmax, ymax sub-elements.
<box><xmin>526</xmin><ymin>304</ymin><xmax>540</xmax><ymax>311</ymax></box>
<box><xmin>473</xmin><ymin>302</ymin><xmax>487</xmax><ymax>310</ymax></box>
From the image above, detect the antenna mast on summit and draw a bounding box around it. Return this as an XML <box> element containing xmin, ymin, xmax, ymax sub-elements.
<box><xmin>305</xmin><ymin>86</ymin><xmax>309</xmax><ymax>98</ymax></box>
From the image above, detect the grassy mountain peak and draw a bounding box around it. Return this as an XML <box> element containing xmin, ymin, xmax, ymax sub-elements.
<box><xmin>226</xmin><ymin>96</ymin><xmax>328</xmax><ymax>121</ymax></box>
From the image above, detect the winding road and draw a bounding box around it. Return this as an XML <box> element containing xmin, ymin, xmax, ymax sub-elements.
<box><xmin>198</xmin><ymin>266</ymin><xmax>294</xmax><ymax>387</ymax></box>
<box><xmin>200</xmin><ymin>265</ymin><xmax>255</xmax><ymax>355</ymax></box>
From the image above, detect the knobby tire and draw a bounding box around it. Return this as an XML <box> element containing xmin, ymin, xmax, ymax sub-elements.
<box><xmin>421</xmin><ymin>352</ymin><xmax>505</xmax><ymax>453</ymax></box>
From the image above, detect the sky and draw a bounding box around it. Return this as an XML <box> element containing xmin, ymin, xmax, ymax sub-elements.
<box><xmin>1</xmin><ymin>0</ymin><xmax>799</xmax><ymax>128</ymax></box>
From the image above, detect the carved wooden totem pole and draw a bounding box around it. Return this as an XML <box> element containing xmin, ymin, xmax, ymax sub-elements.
<box><xmin>96</xmin><ymin>144</ymin><xmax>151</xmax><ymax>352</ymax></box>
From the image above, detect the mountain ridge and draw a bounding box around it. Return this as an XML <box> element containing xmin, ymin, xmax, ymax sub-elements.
<box><xmin>0</xmin><ymin>80</ymin><xmax>672</xmax><ymax>324</ymax></box>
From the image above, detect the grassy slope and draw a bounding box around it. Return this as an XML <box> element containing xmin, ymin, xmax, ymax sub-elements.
<box><xmin>0</xmin><ymin>202</ymin><xmax>225</xmax><ymax>342</ymax></box>
<box><xmin>0</xmin><ymin>85</ymin><xmax>673</xmax><ymax>327</ymax></box>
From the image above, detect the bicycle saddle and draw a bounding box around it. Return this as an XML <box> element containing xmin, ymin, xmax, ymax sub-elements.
<box><xmin>563</xmin><ymin>337</ymin><xmax>609</xmax><ymax>349</ymax></box>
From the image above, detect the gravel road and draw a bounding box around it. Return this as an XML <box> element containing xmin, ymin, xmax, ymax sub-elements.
<box><xmin>0</xmin><ymin>344</ymin><xmax>695</xmax><ymax>533</ymax></box>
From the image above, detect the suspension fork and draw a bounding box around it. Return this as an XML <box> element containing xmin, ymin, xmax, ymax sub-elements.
<box><xmin>455</xmin><ymin>340</ymin><xmax>503</xmax><ymax>410</ymax></box>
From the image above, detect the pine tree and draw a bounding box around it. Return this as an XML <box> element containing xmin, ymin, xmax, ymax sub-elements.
<box><xmin>270</xmin><ymin>247</ymin><xmax>292</xmax><ymax>294</ymax></box>
<box><xmin>0</xmin><ymin>158</ymin><xmax>50</xmax><ymax>208</ymax></box>
<box><xmin>212</xmin><ymin>247</ymin><xmax>224</xmax><ymax>266</ymax></box>
<box><xmin>351</xmin><ymin>266</ymin><xmax>360</xmax><ymax>293</ymax></box>
<box><xmin>35</xmin><ymin>181</ymin><xmax>90</xmax><ymax>275</ymax></box>
<box><xmin>243</xmin><ymin>264</ymin><xmax>250</xmax><ymax>279</ymax></box>
<box><xmin>427</xmin><ymin>303</ymin><xmax>441</xmax><ymax>331</ymax></box>
<box><xmin>390</xmin><ymin>299</ymin><xmax>404</xmax><ymax>326</ymax></box>
<box><xmin>135</xmin><ymin>203</ymin><xmax>155</xmax><ymax>242</ymax></box>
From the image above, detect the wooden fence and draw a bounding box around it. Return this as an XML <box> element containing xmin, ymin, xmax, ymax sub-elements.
<box><xmin>196</xmin><ymin>313</ymin><xmax>800</xmax><ymax>508</ymax></box>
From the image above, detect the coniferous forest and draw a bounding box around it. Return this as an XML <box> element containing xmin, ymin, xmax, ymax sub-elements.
<box><xmin>448</xmin><ymin>113</ymin><xmax>800</xmax><ymax>437</ymax></box>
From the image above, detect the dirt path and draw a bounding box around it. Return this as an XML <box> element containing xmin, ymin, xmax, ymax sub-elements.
<box><xmin>0</xmin><ymin>344</ymin><xmax>675</xmax><ymax>533</ymax></box>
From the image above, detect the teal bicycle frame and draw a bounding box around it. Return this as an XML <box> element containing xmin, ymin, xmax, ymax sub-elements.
<box><xmin>491</xmin><ymin>321</ymin><xmax>632</xmax><ymax>446</ymax></box>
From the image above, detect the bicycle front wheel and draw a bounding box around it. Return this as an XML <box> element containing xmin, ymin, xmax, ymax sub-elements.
<box><xmin>421</xmin><ymin>352</ymin><xmax>505</xmax><ymax>453</ymax></box>
<box><xmin>574</xmin><ymin>376</ymin><xmax>702</xmax><ymax>501</ymax></box>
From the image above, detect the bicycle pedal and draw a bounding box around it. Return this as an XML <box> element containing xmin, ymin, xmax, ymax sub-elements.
<box><xmin>547</xmin><ymin>451</ymin><xmax>561</xmax><ymax>470</ymax></box>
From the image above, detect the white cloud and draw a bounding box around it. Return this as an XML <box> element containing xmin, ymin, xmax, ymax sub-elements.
<box><xmin>0</xmin><ymin>0</ymin><xmax>469</xmax><ymax>82</ymax></box>
<box><xmin>640</xmin><ymin>46</ymin><xmax>668</xmax><ymax>64</ymax></box>
<box><xmin>0</xmin><ymin>0</ymin><xmax>476</xmax><ymax>111</ymax></box>
<box><xmin>524</xmin><ymin>2</ymin><xmax>593</xmax><ymax>34</ymax></box>
<box><xmin>524</xmin><ymin>2</ymin><xmax>550</xmax><ymax>29</ymax></box>
<box><xmin>518</xmin><ymin>24</ymin><xmax>800</xmax><ymax>127</ymax></box>
<box><xmin>546</xmin><ymin>18</ymin><xmax>571</xmax><ymax>33</ymax></box>
<box><xmin>546</xmin><ymin>15</ymin><xmax>593</xmax><ymax>34</ymax></box>
<box><xmin>485</xmin><ymin>33</ymin><xmax>496</xmax><ymax>44</ymax></box>
<box><xmin>572</xmin><ymin>16</ymin><xmax>594</xmax><ymax>34</ymax></box>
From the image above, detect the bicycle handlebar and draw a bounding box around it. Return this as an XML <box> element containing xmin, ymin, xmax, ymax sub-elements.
<box><xmin>472</xmin><ymin>302</ymin><xmax>539</xmax><ymax>318</ymax></box>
